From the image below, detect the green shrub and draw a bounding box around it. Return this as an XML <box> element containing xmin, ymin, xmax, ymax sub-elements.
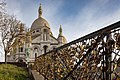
<box><xmin>0</xmin><ymin>64</ymin><xmax>29</xmax><ymax>80</ymax></box>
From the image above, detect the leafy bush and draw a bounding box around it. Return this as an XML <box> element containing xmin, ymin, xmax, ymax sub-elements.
<box><xmin>0</xmin><ymin>64</ymin><xmax>29</xmax><ymax>80</ymax></box>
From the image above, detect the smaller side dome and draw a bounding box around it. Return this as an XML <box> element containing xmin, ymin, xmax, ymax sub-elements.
<box><xmin>57</xmin><ymin>36</ymin><xmax>67</xmax><ymax>44</ymax></box>
<box><xmin>57</xmin><ymin>25</ymin><xmax>67</xmax><ymax>45</ymax></box>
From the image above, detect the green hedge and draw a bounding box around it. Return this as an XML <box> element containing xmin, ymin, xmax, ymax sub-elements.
<box><xmin>0</xmin><ymin>64</ymin><xmax>29</xmax><ymax>80</ymax></box>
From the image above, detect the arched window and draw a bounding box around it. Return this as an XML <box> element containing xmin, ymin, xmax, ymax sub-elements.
<box><xmin>19</xmin><ymin>47</ymin><xmax>23</xmax><ymax>52</ymax></box>
<box><xmin>34</xmin><ymin>47</ymin><xmax>37</xmax><ymax>49</ymax></box>
<box><xmin>43</xmin><ymin>29</ymin><xmax>47</xmax><ymax>41</ymax></box>
<box><xmin>21</xmin><ymin>47</ymin><xmax>23</xmax><ymax>52</ymax></box>
<box><xmin>33</xmin><ymin>31</ymin><xmax>35</xmax><ymax>33</ymax></box>
<box><xmin>18</xmin><ymin>59</ymin><xmax>23</xmax><ymax>63</ymax></box>
<box><xmin>34</xmin><ymin>47</ymin><xmax>38</xmax><ymax>52</ymax></box>
<box><xmin>52</xmin><ymin>46</ymin><xmax>56</xmax><ymax>49</ymax></box>
<box><xmin>43</xmin><ymin>45</ymin><xmax>48</xmax><ymax>54</ymax></box>
<box><xmin>34</xmin><ymin>47</ymin><xmax>38</xmax><ymax>58</ymax></box>
<box><xmin>44</xmin><ymin>29</ymin><xmax>47</xmax><ymax>32</ymax></box>
<box><xmin>35</xmin><ymin>53</ymin><xmax>37</xmax><ymax>59</ymax></box>
<box><xmin>36</xmin><ymin>30</ymin><xmax>39</xmax><ymax>32</ymax></box>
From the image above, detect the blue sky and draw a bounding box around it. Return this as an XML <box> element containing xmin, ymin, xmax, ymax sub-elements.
<box><xmin>5</xmin><ymin>0</ymin><xmax>120</xmax><ymax>42</ymax></box>
<box><xmin>0</xmin><ymin>0</ymin><xmax>120</xmax><ymax>61</ymax></box>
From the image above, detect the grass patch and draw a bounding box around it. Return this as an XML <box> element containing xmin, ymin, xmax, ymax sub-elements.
<box><xmin>0</xmin><ymin>64</ymin><xmax>29</xmax><ymax>80</ymax></box>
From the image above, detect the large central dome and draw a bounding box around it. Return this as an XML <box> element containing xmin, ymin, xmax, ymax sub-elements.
<box><xmin>31</xmin><ymin>17</ymin><xmax>50</xmax><ymax>31</ymax></box>
<box><xmin>30</xmin><ymin>4</ymin><xmax>50</xmax><ymax>31</ymax></box>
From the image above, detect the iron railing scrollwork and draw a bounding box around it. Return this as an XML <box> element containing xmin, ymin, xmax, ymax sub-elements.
<box><xmin>34</xmin><ymin>21</ymin><xmax>120</xmax><ymax>80</ymax></box>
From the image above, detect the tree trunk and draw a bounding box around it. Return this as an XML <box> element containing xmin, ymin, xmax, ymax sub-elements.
<box><xmin>5</xmin><ymin>50</ymin><xmax>7</xmax><ymax>64</ymax></box>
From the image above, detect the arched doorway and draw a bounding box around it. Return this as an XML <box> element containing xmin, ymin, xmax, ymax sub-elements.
<box><xmin>18</xmin><ymin>59</ymin><xmax>23</xmax><ymax>63</ymax></box>
<box><xmin>15</xmin><ymin>57</ymin><xmax>26</xmax><ymax>62</ymax></box>
<box><xmin>43</xmin><ymin>45</ymin><xmax>48</xmax><ymax>54</ymax></box>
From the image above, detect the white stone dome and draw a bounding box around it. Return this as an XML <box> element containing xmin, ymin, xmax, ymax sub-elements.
<box><xmin>31</xmin><ymin>17</ymin><xmax>50</xmax><ymax>31</ymax></box>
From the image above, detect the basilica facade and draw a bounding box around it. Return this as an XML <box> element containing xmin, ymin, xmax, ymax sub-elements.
<box><xmin>7</xmin><ymin>4</ymin><xmax>67</xmax><ymax>62</ymax></box>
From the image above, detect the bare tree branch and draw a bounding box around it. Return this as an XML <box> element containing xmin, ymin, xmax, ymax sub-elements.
<box><xmin>0</xmin><ymin>0</ymin><xmax>26</xmax><ymax>63</ymax></box>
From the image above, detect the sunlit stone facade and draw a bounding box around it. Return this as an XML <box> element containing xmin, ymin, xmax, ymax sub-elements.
<box><xmin>7</xmin><ymin>4</ymin><xmax>67</xmax><ymax>62</ymax></box>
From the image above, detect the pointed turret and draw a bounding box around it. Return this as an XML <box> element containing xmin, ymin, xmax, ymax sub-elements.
<box><xmin>59</xmin><ymin>25</ymin><xmax>62</xmax><ymax>36</ymax></box>
<box><xmin>57</xmin><ymin>25</ymin><xmax>67</xmax><ymax>45</ymax></box>
<box><xmin>38</xmin><ymin>3</ymin><xmax>42</xmax><ymax>17</ymax></box>
<box><xmin>19</xmin><ymin>23</ymin><xmax>26</xmax><ymax>35</ymax></box>
<box><xmin>20</xmin><ymin>23</ymin><xmax>24</xmax><ymax>32</ymax></box>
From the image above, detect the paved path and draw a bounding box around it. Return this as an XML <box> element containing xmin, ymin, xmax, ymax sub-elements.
<box><xmin>31</xmin><ymin>70</ymin><xmax>44</xmax><ymax>80</ymax></box>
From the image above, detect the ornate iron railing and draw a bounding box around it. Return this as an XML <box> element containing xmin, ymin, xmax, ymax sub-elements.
<box><xmin>34</xmin><ymin>21</ymin><xmax>120</xmax><ymax>80</ymax></box>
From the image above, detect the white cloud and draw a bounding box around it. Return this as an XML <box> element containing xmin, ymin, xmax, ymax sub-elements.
<box><xmin>3</xmin><ymin>0</ymin><xmax>120</xmax><ymax>42</ymax></box>
<box><xmin>6</xmin><ymin>0</ymin><xmax>23</xmax><ymax>21</ymax></box>
<box><xmin>5</xmin><ymin>0</ymin><xmax>120</xmax><ymax>42</ymax></box>
<box><xmin>60</xmin><ymin>0</ymin><xmax>120</xmax><ymax>42</ymax></box>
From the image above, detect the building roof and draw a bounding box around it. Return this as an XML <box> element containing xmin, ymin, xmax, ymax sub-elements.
<box><xmin>31</xmin><ymin>17</ymin><xmax>50</xmax><ymax>31</ymax></box>
<box><xmin>30</xmin><ymin>4</ymin><xmax>50</xmax><ymax>31</ymax></box>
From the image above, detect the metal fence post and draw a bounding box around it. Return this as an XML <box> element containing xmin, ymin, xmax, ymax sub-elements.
<box><xmin>53</xmin><ymin>48</ymin><xmax>57</xmax><ymax>80</ymax></box>
<box><xmin>43</xmin><ymin>45</ymin><xmax>48</xmax><ymax>80</ymax></box>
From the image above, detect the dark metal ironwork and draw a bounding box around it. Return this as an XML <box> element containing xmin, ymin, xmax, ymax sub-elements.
<box><xmin>34</xmin><ymin>21</ymin><xmax>120</xmax><ymax>80</ymax></box>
